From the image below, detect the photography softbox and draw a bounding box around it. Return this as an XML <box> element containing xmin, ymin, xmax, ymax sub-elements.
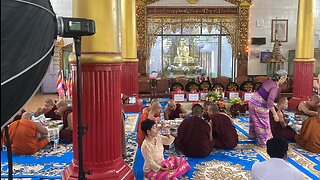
<box><xmin>1</xmin><ymin>0</ymin><xmax>57</xmax><ymax>128</ymax></box>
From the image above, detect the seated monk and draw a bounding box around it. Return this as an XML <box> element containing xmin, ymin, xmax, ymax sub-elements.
<box><xmin>202</xmin><ymin>101</ymin><xmax>212</xmax><ymax>121</ymax></box>
<box><xmin>175</xmin><ymin>104</ymin><xmax>215</xmax><ymax>158</ymax></box>
<box><xmin>141</xmin><ymin>98</ymin><xmax>160</xmax><ymax>114</ymax></box>
<box><xmin>137</xmin><ymin>102</ymin><xmax>161</xmax><ymax>147</ymax></box>
<box><xmin>34</xmin><ymin>99</ymin><xmax>61</xmax><ymax>120</ymax></box>
<box><xmin>56</xmin><ymin>100</ymin><xmax>73</xmax><ymax>143</ymax></box>
<box><xmin>269</xmin><ymin>97</ymin><xmax>296</xmax><ymax>141</ymax></box>
<box><xmin>164</xmin><ymin>99</ymin><xmax>188</xmax><ymax>120</ymax></box>
<box><xmin>296</xmin><ymin>95</ymin><xmax>320</xmax><ymax>117</ymax></box>
<box><xmin>295</xmin><ymin>108</ymin><xmax>320</xmax><ymax>153</ymax></box>
<box><xmin>6</xmin><ymin>112</ymin><xmax>48</xmax><ymax>155</ymax></box>
<box><xmin>208</xmin><ymin>103</ymin><xmax>238</xmax><ymax>149</ymax></box>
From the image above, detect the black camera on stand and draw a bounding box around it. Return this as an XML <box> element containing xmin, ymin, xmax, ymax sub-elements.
<box><xmin>57</xmin><ymin>17</ymin><xmax>95</xmax><ymax>38</ymax></box>
<box><xmin>57</xmin><ymin>16</ymin><xmax>95</xmax><ymax>180</ymax></box>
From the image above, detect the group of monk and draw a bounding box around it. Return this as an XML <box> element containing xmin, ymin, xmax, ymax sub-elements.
<box><xmin>2</xmin><ymin>99</ymin><xmax>73</xmax><ymax>155</ymax></box>
<box><xmin>175</xmin><ymin>102</ymin><xmax>239</xmax><ymax>158</ymax></box>
<box><xmin>268</xmin><ymin>95</ymin><xmax>320</xmax><ymax>153</ymax></box>
<box><xmin>138</xmin><ymin>99</ymin><xmax>239</xmax><ymax>158</ymax></box>
<box><xmin>294</xmin><ymin>95</ymin><xmax>320</xmax><ymax>153</ymax></box>
<box><xmin>138</xmin><ymin>95</ymin><xmax>320</xmax><ymax>178</ymax></box>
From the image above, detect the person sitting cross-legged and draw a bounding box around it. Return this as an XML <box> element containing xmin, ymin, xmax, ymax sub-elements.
<box><xmin>202</xmin><ymin>101</ymin><xmax>212</xmax><ymax>121</ymax></box>
<box><xmin>269</xmin><ymin>97</ymin><xmax>296</xmax><ymax>141</ymax></box>
<box><xmin>55</xmin><ymin>100</ymin><xmax>73</xmax><ymax>143</ymax></box>
<box><xmin>295</xmin><ymin>107</ymin><xmax>320</xmax><ymax>153</ymax></box>
<box><xmin>141</xmin><ymin>98</ymin><xmax>160</xmax><ymax>114</ymax></box>
<box><xmin>5</xmin><ymin>112</ymin><xmax>49</xmax><ymax>155</ymax></box>
<box><xmin>164</xmin><ymin>99</ymin><xmax>189</xmax><ymax>120</ymax></box>
<box><xmin>34</xmin><ymin>98</ymin><xmax>61</xmax><ymax>120</ymax></box>
<box><xmin>296</xmin><ymin>94</ymin><xmax>320</xmax><ymax>117</ymax></box>
<box><xmin>137</xmin><ymin>102</ymin><xmax>162</xmax><ymax>147</ymax></box>
<box><xmin>141</xmin><ymin>119</ymin><xmax>190</xmax><ymax>180</ymax></box>
<box><xmin>208</xmin><ymin>103</ymin><xmax>238</xmax><ymax>149</ymax></box>
<box><xmin>175</xmin><ymin>104</ymin><xmax>215</xmax><ymax>158</ymax></box>
<box><xmin>251</xmin><ymin>137</ymin><xmax>304</xmax><ymax>180</ymax></box>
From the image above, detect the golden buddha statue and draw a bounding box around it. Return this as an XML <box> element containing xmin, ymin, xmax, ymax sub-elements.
<box><xmin>174</xmin><ymin>39</ymin><xmax>194</xmax><ymax>64</ymax></box>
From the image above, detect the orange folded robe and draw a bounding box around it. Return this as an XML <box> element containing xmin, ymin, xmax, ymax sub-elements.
<box><xmin>295</xmin><ymin>117</ymin><xmax>320</xmax><ymax>153</ymax></box>
<box><xmin>8</xmin><ymin>119</ymin><xmax>48</xmax><ymax>155</ymax></box>
<box><xmin>137</xmin><ymin>112</ymin><xmax>149</xmax><ymax>147</ymax></box>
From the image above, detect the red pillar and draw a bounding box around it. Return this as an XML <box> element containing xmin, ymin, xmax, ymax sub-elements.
<box><xmin>121</xmin><ymin>62</ymin><xmax>142</xmax><ymax>112</ymax></box>
<box><xmin>288</xmin><ymin>61</ymin><xmax>314</xmax><ymax>111</ymax></box>
<box><xmin>62</xmin><ymin>63</ymin><xmax>134</xmax><ymax>179</ymax></box>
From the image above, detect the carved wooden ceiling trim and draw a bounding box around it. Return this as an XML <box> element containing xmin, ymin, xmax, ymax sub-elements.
<box><xmin>143</xmin><ymin>0</ymin><xmax>252</xmax><ymax>6</ymax></box>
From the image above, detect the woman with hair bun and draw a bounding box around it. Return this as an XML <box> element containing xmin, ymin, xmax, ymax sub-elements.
<box><xmin>248</xmin><ymin>69</ymin><xmax>288</xmax><ymax>147</ymax></box>
<box><xmin>141</xmin><ymin>119</ymin><xmax>190</xmax><ymax>179</ymax></box>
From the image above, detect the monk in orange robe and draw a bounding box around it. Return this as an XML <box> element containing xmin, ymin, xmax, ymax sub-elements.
<box><xmin>137</xmin><ymin>102</ymin><xmax>161</xmax><ymax>146</ymax></box>
<box><xmin>176</xmin><ymin>104</ymin><xmax>215</xmax><ymax>158</ymax></box>
<box><xmin>141</xmin><ymin>98</ymin><xmax>160</xmax><ymax>114</ymax></box>
<box><xmin>6</xmin><ymin>112</ymin><xmax>48</xmax><ymax>155</ymax></box>
<box><xmin>296</xmin><ymin>95</ymin><xmax>320</xmax><ymax>117</ymax></box>
<box><xmin>208</xmin><ymin>104</ymin><xmax>238</xmax><ymax>149</ymax></box>
<box><xmin>295</xmin><ymin>108</ymin><xmax>320</xmax><ymax>153</ymax></box>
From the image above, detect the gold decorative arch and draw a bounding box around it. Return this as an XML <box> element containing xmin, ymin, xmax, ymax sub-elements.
<box><xmin>56</xmin><ymin>39</ymin><xmax>64</xmax><ymax>70</ymax></box>
<box><xmin>136</xmin><ymin>0</ymin><xmax>251</xmax><ymax>76</ymax></box>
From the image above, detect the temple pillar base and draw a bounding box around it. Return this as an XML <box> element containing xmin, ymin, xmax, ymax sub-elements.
<box><xmin>62</xmin><ymin>63</ymin><xmax>134</xmax><ymax>180</ymax></box>
<box><xmin>288</xmin><ymin>60</ymin><xmax>314</xmax><ymax>111</ymax></box>
<box><xmin>62</xmin><ymin>158</ymin><xmax>134</xmax><ymax>180</ymax></box>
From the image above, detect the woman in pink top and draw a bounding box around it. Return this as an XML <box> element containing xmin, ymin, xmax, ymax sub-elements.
<box><xmin>141</xmin><ymin>119</ymin><xmax>190</xmax><ymax>180</ymax></box>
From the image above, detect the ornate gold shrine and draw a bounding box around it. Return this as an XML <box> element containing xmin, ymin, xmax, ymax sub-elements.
<box><xmin>266</xmin><ymin>39</ymin><xmax>287</xmax><ymax>77</ymax></box>
<box><xmin>136</xmin><ymin>0</ymin><xmax>252</xmax><ymax>77</ymax></box>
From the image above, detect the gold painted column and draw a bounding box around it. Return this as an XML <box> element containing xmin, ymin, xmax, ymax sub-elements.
<box><xmin>237</xmin><ymin>0</ymin><xmax>251</xmax><ymax>77</ymax></box>
<box><xmin>289</xmin><ymin>0</ymin><xmax>315</xmax><ymax>110</ymax></box>
<box><xmin>62</xmin><ymin>0</ymin><xmax>134</xmax><ymax>179</ymax></box>
<box><xmin>121</xmin><ymin>0</ymin><xmax>142</xmax><ymax>112</ymax></box>
<box><xmin>136</xmin><ymin>0</ymin><xmax>147</xmax><ymax>75</ymax></box>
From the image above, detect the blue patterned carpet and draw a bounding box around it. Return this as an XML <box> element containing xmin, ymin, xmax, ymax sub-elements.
<box><xmin>1</xmin><ymin>108</ymin><xmax>319</xmax><ymax>179</ymax></box>
<box><xmin>133</xmin><ymin>110</ymin><xmax>320</xmax><ymax>179</ymax></box>
<box><xmin>1</xmin><ymin>113</ymin><xmax>140</xmax><ymax>179</ymax></box>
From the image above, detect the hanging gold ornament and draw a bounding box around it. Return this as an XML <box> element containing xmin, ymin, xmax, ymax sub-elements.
<box><xmin>186</xmin><ymin>0</ymin><xmax>199</xmax><ymax>4</ymax></box>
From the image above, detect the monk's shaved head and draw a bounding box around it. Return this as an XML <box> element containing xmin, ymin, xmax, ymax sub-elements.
<box><xmin>150</xmin><ymin>98</ymin><xmax>159</xmax><ymax>105</ymax></box>
<box><xmin>277</xmin><ymin>97</ymin><xmax>288</xmax><ymax>106</ymax></box>
<box><xmin>192</xmin><ymin>104</ymin><xmax>203</xmax><ymax>117</ymax></box>
<box><xmin>22</xmin><ymin>112</ymin><xmax>32</xmax><ymax>120</ymax></box>
<box><xmin>151</xmin><ymin>102</ymin><xmax>161</xmax><ymax>111</ymax></box>
<box><xmin>167</xmin><ymin>99</ymin><xmax>175</xmax><ymax>106</ymax></box>
<box><xmin>208</xmin><ymin>104</ymin><xmax>220</xmax><ymax>115</ymax></box>
<box><xmin>203</xmin><ymin>101</ymin><xmax>212</xmax><ymax>107</ymax></box>
<box><xmin>57</xmin><ymin>100</ymin><xmax>68</xmax><ymax>107</ymax></box>
<box><xmin>45</xmin><ymin>99</ymin><xmax>54</xmax><ymax>105</ymax></box>
<box><xmin>311</xmin><ymin>95</ymin><xmax>320</xmax><ymax>103</ymax></box>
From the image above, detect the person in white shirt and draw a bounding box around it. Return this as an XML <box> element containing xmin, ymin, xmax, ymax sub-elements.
<box><xmin>251</xmin><ymin>137</ymin><xmax>304</xmax><ymax>180</ymax></box>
